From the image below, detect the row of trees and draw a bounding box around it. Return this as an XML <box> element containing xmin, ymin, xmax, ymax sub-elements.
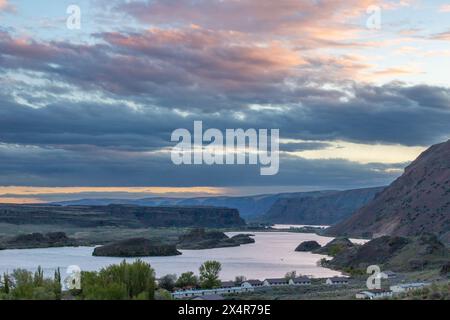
<box><xmin>158</xmin><ymin>260</ymin><xmax>223</xmax><ymax>291</ymax></box>
<box><xmin>0</xmin><ymin>260</ymin><xmax>225</xmax><ymax>300</ymax></box>
<box><xmin>0</xmin><ymin>267</ymin><xmax>62</xmax><ymax>300</ymax></box>
<box><xmin>77</xmin><ymin>260</ymin><xmax>156</xmax><ymax>300</ymax></box>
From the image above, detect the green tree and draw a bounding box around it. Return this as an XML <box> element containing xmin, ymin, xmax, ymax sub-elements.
<box><xmin>175</xmin><ymin>272</ymin><xmax>199</xmax><ymax>289</ymax></box>
<box><xmin>0</xmin><ymin>268</ymin><xmax>60</xmax><ymax>300</ymax></box>
<box><xmin>34</xmin><ymin>266</ymin><xmax>44</xmax><ymax>287</ymax></box>
<box><xmin>235</xmin><ymin>275</ymin><xmax>246</xmax><ymax>284</ymax></box>
<box><xmin>284</xmin><ymin>271</ymin><xmax>296</xmax><ymax>280</ymax></box>
<box><xmin>199</xmin><ymin>260</ymin><xmax>222</xmax><ymax>289</ymax></box>
<box><xmin>53</xmin><ymin>268</ymin><xmax>62</xmax><ymax>300</ymax></box>
<box><xmin>154</xmin><ymin>288</ymin><xmax>173</xmax><ymax>300</ymax></box>
<box><xmin>1</xmin><ymin>273</ymin><xmax>10</xmax><ymax>294</ymax></box>
<box><xmin>11</xmin><ymin>269</ymin><xmax>34</xmax><ymax>299</ymax></box>
<box><xmin>158</xmin><ymin>274</ymin><xmax>177</xmax><ymax>292</ymax></box>
<box><xmin>80</xmin><ymin>260</ymin><xmax>156</xmax><ymax>300</ymax></box>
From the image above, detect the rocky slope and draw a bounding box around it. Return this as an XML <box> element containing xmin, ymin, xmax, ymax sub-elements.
<box><xmin>326</xmin><ymin>140</ymin><xmax>450</xmax><ymax>243</ymax></box>
<box><xmin>314</xmin><ymin>238</ymin><xmax>355</xmax><ymax>256</ymax></box>
<box><xmin>327</xmin><ymin>234</ymin><xmax>450</xmax><ymax>272</ymax></box>
<box><xmin>261</xmin><ymin>187</ymin><xmax>384</xmax><ymax>225</ymax></box>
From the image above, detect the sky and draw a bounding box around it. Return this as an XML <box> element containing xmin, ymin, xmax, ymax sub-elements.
<box><xmin>0</xmin><ymin>0</ymin><xmax>449</xmax><ymax>203</ymax></box>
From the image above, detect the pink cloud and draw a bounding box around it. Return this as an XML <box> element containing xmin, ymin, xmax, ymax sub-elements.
<box><xmin>0</xmin><ymin>0</ymin><xmax>14</xmax><ymax>12</ymax></box>
<box><xmin>439</xmin><ymin>4</ymin><xmax>450</xmax><ymax>12</ymax></box>
<box><xmin>116</xmin><ymin>0</ymin><xmax>377</xmax><ymax>39</ymax></box>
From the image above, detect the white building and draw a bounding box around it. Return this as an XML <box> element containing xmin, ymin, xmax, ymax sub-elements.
<box><xmin>172</xmin><ymin>286</ymin><xmax>254</xmax><ymax>299</ymax></box>
<box><xmin>289</xmin><ymin>277</ymin><xmax>311</xmax><ymax>286</ymax></box>
<box><xmin>390</xmin><ymin>282</ymin><xmax>429</xmax><ymax>294</ymax></box>
<box><xmin>263</xmin><ymin>278</ymin><xmax>289</xmax><ymax>286</ymax></box>
<box><xmin>355</xmin><ymin>290</ymin><xmax>393</xmax><ymax>300</ymax></box>
<box><xmin>326</xmin><ymin>277</ymin><xmax>349</xmax><ymax>285</ymax></box>
<box><xmin>383</xmin><ymin>271</ymin><xmax>397</xmax><ymax>279</ymax></box>
<box><xmin>241</xmin><ymin>280</ymin><xmax>263</xmax><ymax>288</ymax></box>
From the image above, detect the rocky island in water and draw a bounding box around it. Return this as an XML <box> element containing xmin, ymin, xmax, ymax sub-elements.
<box><xmin>93</xmin><ymin>238</ymin><xmax>182</xmax><ymax>257</ymax></box>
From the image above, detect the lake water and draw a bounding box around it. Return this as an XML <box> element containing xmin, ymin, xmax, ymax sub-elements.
<box><xmin>0</xmin><ymin>232</ymin><xmax>355</xmax><ymax>280</ymax></box>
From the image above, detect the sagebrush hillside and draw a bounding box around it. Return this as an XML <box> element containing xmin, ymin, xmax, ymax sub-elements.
<box><xmin>326</xmin><ymin>140</ymin><xmax>450</xmax><ymax>243</ymax></box>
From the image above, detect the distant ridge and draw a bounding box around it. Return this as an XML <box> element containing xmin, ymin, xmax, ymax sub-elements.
<box><xmin>53</xmin><ymin>191</ymin><xmax>336</xmax><ymax>219</ymax></box>
<box><xmin>260</xmin><ymin>187</ymin><xmax>384</xmax><ymax>225</ymax></box>
<box><xmin>0</xmin><ymin>204</ymin><xmax>245</xmax><ymax>228</ymax></box>
<box><xmin>53</xmin><ymin>188</ymin><xmax>384</xmax><ymax>224</ymax></box>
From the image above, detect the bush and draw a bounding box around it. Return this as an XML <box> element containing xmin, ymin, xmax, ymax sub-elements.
<box><xmin>176</xmin><ymin>272</ymin><xmax>199</xmax><ymax>289</ymax></box>
<box><xmin>79</xmin><ymin>260</ymin><xmax>156</xmax><ymax>300</ymax></box>
<box><xmin>199</xmin><ymin>260</ymin><xmax>222</xmax><ymax>289</ymax></box>
<box><xmin>1</xmin><ymin>268</ymin><xmax>59</xmax><ymax>300</ymax></box>
<box><xmin>158</xmin><ymin>274</ymin><xmax>177</xmax><ymax>292</ymax></box>
<box><xmin>154</xmin><ymin>289</ymin><xmax>173</xmax><ymax>300</ymax></box>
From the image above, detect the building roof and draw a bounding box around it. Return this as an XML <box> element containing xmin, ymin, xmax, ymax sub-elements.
<box><xmin>392</xmin><ymin>282</ymin><xmax>428</xmax><ymax>288</ymax></box>
<box><xmin>357</xmin><ymin>290</ymin><xmax>393</xmax><ymax>298</ymax></box>
<box><xmin>264</xmin><ymin>278</ymin><xmax>288</xmax><ymax>284</ymax></box>
<box><xmin>244</xmin><ymin>279</ymin><xmax>263</xmax><ymax>285</ymax></box>
<box><xmin>220</xmin><ymin>281</ymin><xmax>236</xmax><ymax>288</ymax></box>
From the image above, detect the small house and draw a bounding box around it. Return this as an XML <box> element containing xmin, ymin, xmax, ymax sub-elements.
<box><xmin>241</xmin><ymin>280</ymin><xmax>263</xmax><ymax>288</ymax></box>
<box><xmin>390</xmin><ymin>282</ymin><xmax>429</xmax><ymax>294</ymax></box>
<box><xmin>355</xmin><ymin>290</ymin><xmax>393</xmax><ymax>300</ymax></box>
<box><xmin>289</xmin><ymin>276</ymin><xmax>311</xmax><ymax>286</ymax></box>
<box><xmin>192</xmin><ymin>294</ymin><xmax>225</xmax><ymax>301</ymax></box>
<box><xmin>325</xmin><ymin>277</ymin><xmax>349</xmax><ymax>285</ymax></box>
<box><xmin>263</xmin><ymin>278</ymin><xmax>289</xmax><ymax>286</ymax></box>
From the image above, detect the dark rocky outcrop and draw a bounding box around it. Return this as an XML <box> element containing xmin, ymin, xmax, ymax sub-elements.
<box><xmin>92</xmin><ymin>238</ymin><xmax>181</xmax><ymax>257</ymax></box>
<box><xmin>295</xmin><ymin>241</ymin><xmax>321</xmax><ymax>252</ymax></box>
<box><xmin>313</xmin><ymin>238</ymin><xmax>355</xmax><ymax>256</ymax></box>
<box><xmin>327</xmin><ymin>234</ymin><xmax>450</xmax><ymax>272</ymax></box>
<box><xmin>177</xmin><ymin>228</ymin><xmax>255</xmax><ymax>249</ymax></box>
<box><xmin>0</xmin><ymin>232</ymin><xmax>78</xmax><ymax>249</ymax></box>
<box><xmin>326</xmin><ymin>140</ymin><xmax>450</xmax><ymax>243</ymax></box>
<box><xmin>230</xmin><ymin>234</ymin><xmax>256</xmax><ymax>245</ymax></box>
<box><xmin>0</xmin><ymin>204</ymin><xmax>246</xmax><ymax>229</ymax></box>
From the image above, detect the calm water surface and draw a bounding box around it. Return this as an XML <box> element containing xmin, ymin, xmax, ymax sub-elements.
<box><xmin>0</xmin><ymin>232</ymin><xmax>358</xmax><ymax>280</ymax></box>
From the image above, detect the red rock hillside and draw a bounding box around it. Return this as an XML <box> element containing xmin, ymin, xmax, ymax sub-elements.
<box><xmin>325</xmin><ymin>140</ymin><xmax>450</xmax><ymax>244</ymax></box>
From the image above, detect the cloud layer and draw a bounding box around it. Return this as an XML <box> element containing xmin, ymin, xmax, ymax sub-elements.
<box><xmin>0</xmin><ymin>0</ymin><xmax>449</xmax><ymax>200</ymax></box>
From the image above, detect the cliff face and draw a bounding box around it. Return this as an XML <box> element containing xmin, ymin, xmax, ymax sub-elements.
<box><xmin>55</xmin><ymin>191</ymin><xmax>336</xmax><ymax>219</ymax></box>
<box><xmin>326</xmin><ymin>140</ymin><xmax>450</xmax><ymax>242</ymax></box>
<box><xmin>0</xmin><ymin>232</ymin><xmax>78</xmax><ymax>250</ymax></box>
<box><xmin>261</xmin><ymin>187</ymin><xmax>384</xmax><ymax>225</ymax></box>
<box><xmin>0</xmin><ymin>204</ymin><xmax>246</xmax><ymax>228</ymax></box>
